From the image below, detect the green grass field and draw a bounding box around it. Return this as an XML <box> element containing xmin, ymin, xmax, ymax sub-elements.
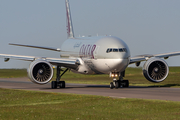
<box><xmin>1</xmin><ymin>67</ymin><xmax>180</xmax><ymax>87</ymax></box>
<box><xmin>0</xmin><ymin>68</ymin><xmax>180</xmax><ymax>119</ymax></box>
<box><xmin>0</xmin><ymin>69</ymin><xmax>27</xmax><ymax>78</ymax></box>
<box><xmin>0</xmin><ymin>88</ymin><xmax>180</xmax><ymax>120</ymax></box>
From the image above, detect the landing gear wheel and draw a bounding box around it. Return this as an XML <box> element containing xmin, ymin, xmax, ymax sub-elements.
<box><xmin>59</xmin><ymin>81</ymin><xmax>65</xmax><ymax>88</ymax></box>
<box><xmin>110</xmin><ymin>82</ymin><xmax>114</xmax><ymax>89</ymax></box>
<box><xmin>52</xmin><ymin>66</ymin><xmax>68</xmax><ymax>89</ymax></box>
<box><xmin>123</xmin><ymin>80</ymin><xmax>129</xmax><ymax>87</ymax></box>
<box><xmin>51</xmin><ymin>81</ymin><xmax>57</xmax><ymax>89</ymax></box>
<box><xmin>115</xmin><ymin>81</ymin><xmax>119</xmax><ymax>89</ymax></box>
<box><xmin>118</xmin><ymin>80</ymin><xmax>129</xmax><ymax>88</ymax></box>
<box><xmin>118</xmin><ymin>80</ymin><xmax>123</xmax><ymax>88</ymax></box>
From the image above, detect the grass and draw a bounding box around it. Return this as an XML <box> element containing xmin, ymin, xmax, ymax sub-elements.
<box><xmin>1</xmin><ymin>68</ymin><xmax>180</xmax><ymax>119</ymax></box>
<box><xmin>1</xmin><ymin>67</ymin><xmax>180</xmax><ymax>87</ymax></box>
<box><xmin>0</xmin><ymin>88</ymin><xmax>180</xmax><ymax>120</ymax></box>
<box><xmin>0</xmin><ymin>69</ymin><xmax>27</xmax><ymax>78</ymax></box>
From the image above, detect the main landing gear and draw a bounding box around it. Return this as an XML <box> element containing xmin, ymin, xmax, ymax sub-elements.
<box><xmin>51</xmin><ymin>66</ymin><xmax>68</xmax><ymax>89</ymax></box>
<box><xmin>110</xmin><ymin>72</ymin><xmax>129</xmax><ymax>89</ymax></box>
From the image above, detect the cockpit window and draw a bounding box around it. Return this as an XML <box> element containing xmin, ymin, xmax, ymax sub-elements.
<box><xmin>106</xmin><ymin>48</ymin><xmax>112</xmax><ymax>53</ymax></box>
<box><xmin>119</xmin><ymin>48</ymin><xmax>127</xmax><ymax>52</ymax></box>
<box><xmin>106</xmin><ymin>48</ymin><xmax>127</xmax><ymax>53</ymax></box>
<box><xmin>109</xmin><ymin>48</ymin><xmax>112</xmax><ymax>52</ymax></box>
<box><xmin>119</xmin><ymin>48</ymin><xmax>123</xmax><ymax>52</ymax></box>
<box><xmin>122</xmin><ymin>48</ymin><xmax>127</xmax><ymax>52</ymax></box>
<box><xmin>113</xmin><ymin>49</ymin><xmax>118</xmax><ymax>52</ymax></box>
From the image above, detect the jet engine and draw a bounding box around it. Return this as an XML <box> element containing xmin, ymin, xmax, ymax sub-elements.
<box><xmin>28</xmin><ymin>60</ymin><xmax>53</xmax><ymax>84</ymax></box>
<box><xmin>143</xmin><ymin>58</ymin><xmax>169</xmax><ymax>83</ymax></box>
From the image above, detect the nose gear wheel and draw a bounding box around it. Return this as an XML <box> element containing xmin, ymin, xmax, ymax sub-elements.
<box><xmin>109</xmin><ymin>71</ymin><xmax>129</xmax><ymax>89</ymax></box>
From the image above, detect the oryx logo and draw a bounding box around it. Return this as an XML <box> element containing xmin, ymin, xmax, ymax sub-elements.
<box><xmin>74</xmin><ymin>42</ymin><xmax>82</xmax><ymax>48</ymax></box>
<box><xmin>79</xmin><ymin>44</ymin><xmax>96</xmax><ymax>59</ymax></box>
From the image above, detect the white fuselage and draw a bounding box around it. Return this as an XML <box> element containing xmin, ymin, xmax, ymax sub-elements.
<box><xmin>60</xmin><ymin>36</ymin><xmax>131</xmax><ymax>74</ymax></box>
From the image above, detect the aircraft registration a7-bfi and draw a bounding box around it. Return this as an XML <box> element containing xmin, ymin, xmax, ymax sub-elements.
<box><xmin>1</xmin><ymin>0</ymin><xmax>180</xmax><ymax>89</ymax></box>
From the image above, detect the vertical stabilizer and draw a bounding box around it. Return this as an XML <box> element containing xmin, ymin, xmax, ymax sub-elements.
<box><xmin>65</xmin><ymin>0</ymin><xmax>74</xmax><ymax>38</ymax></box>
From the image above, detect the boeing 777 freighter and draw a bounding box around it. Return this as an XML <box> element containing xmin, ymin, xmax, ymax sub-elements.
<box><xmin>1</xmin><ymin>0</ymin><xmax>180</xmax><ymax>89</ymax></box>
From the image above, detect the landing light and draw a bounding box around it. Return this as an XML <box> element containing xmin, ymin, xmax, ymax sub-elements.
<box><xmin>111</xmin><ymin>74</ymin><xmax>118</xmax><ymax>77</ymax></box>
<box><xmin>111</xmin><ymin>74</ymin><xmax>114</xmax><ymax>77</ymax></box>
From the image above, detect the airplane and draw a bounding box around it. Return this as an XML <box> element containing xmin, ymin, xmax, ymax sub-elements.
<box><xmin>1</xmin><ymin>0</ymin><xmax>180</xmax><ymax>89</ymax></box>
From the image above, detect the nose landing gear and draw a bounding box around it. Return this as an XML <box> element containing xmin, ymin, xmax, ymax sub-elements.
<box><xmin>110</xmin><ymin>71</ymin><xmax>129</xmax><ymax>89</ymax></box>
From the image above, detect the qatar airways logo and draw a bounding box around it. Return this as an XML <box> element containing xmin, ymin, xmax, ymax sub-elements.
<box><xmin>73</xmin><ymin>42</ymin><xmax>82</xmax><ymax>48</ymax></box>
<box><xmin>79</xmin><ymin>44</ymin><xmax>96</xmax><ymax>59</ymax></box>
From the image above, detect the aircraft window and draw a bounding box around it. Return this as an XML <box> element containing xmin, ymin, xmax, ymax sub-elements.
<box><xmin>106</xmin><ymin>48</ymin><xmax>112</xmax><ymax>53</ymax></box>
<box><xmin>119</xmin><ymin>48</ymin><xmax>123</xmax><ymax>52</ymax></box>
<box><xmin>109</xmin><ymin>49</ymin><xmax>112</xmax><ymax>52</ymax></box>
<box><xmin>113</xmin><ymin>49</ymin><xmax>118</xmax><ymax>52</ymax></box>
<box><xmin>123</xmin><ymin>48</ymin><xmax>127</xmax><ymax>52</ymax></box>
<box><xmin>119</xmin><ymin>48</ymin><xmax>127</xmax><ymax>52</ymax></box>
<box><xmin>106</xmin><ymin>48</ymin><xmax>126</xmax><ymax>53</ymax></box>
<box><xmin>106</xmin><ymin>49</ymin><xmax>109</xmax><ymax>53</ymax></box>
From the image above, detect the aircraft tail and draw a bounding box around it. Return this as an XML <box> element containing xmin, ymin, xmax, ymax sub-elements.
<box><xmin>65</xmin><ymin>0</ymin><xmax>74</xmax><ymax>38</ymax></box>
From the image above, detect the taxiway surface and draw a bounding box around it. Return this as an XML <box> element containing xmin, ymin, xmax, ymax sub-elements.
<box><xmin>0</xmin><ymin>78</ymin><xmax>180</xmax><ymax>101</ymax></box>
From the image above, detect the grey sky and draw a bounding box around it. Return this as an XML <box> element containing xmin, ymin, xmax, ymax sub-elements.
<box><xmin>1</xmin><ymin>0</ymin><xmax>180</xmax><ymax>68</ymax></box>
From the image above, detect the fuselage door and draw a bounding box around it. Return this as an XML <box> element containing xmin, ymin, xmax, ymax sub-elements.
<box><xmin>94</xmin><ymin>46</ymin><xmax>99</xmax><ymax>59</ymax></box>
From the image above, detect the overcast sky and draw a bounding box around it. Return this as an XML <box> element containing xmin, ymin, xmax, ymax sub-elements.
<box><xmin>1</xmin><ymin>0</ymin><xmax>180</xmax><ymax>68</ymax></box>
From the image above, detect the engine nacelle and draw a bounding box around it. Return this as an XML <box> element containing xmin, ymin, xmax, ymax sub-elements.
<box><xmin>143</xmin><ymin>58</ymin><xmax>169</xmax><ymax>83</ymax></box>
<box><xmin>28</xmin><ymin>60</ymin><xmax>53</xmax><ymax>84</ymax></box>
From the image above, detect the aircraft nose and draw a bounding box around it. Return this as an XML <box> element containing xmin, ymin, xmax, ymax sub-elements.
<box><xmin>93</xmin><ymin>58</ymin><xmax>129</xmax><ymax>73</ymax></box>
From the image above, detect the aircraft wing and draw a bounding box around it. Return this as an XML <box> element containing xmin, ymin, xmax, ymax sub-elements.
<box><xmin>129</xmin><ymin>51</ymin><xmax>180</xmax><ymax>64</ymax></box>
<box><xmin>9</xmin><ymin>43</ymin><xmax>61</xmax><ymax>52</ymax></box>
<box><xmin>0</xmin><ymin>54</ymin><xmax>78</xmax><ymax>69</ymax></box>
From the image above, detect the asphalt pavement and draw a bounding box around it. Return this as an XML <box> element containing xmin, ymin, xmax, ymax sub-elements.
<box><xmin>0</xmin><ymin>78</ymin><xmax>180</xmax><ymax>101</ymax></box>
